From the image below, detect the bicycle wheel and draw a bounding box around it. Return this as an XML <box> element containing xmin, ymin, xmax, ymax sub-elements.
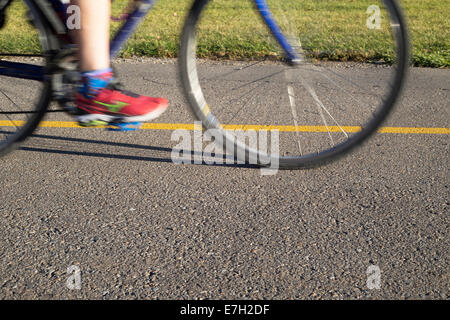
<box><xmin>0</xmin><ymin>2</ymin><xmax>57</xmax><ymax>157</ymax></box>
<box><xmin>180</xmin><ymin>0</ymin><xmax>409</xmax><ymax>169</ymax></box>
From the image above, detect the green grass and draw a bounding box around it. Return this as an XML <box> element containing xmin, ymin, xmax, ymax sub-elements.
<box><xmin>0</xmin><ymin>0</ymin><xmax>448</xmax><ymax>67</ymax></box>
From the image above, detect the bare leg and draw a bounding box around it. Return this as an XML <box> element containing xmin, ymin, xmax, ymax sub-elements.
<box><xmin>73</xmin><ymin>0</ymin><xmax>110</xmax><ymax>71</ymax></box>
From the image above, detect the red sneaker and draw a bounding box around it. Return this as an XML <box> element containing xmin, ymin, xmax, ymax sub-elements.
<box><xmin>76</xmin><ymin>83</ymin><xmax>168</xmax><ymax>126</ymax></box>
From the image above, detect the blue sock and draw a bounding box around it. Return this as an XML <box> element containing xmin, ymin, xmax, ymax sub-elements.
<box><xmin>79</xmin><ymin>68</ymin><xmax>114</xmax><ymax>99</ymax></box>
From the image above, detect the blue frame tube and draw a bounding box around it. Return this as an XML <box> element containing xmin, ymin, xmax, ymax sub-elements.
<box><xmin>0</xmin><ymin>65</ymin><xmax>44</xmax><ymax>81</ymax></box>
<box><xmin>0</xmin><ymin>61</ymin><xmax>44</xmax><ymax>81</ymax></box>
<box><xmin>109</xmin><ymin>0</ymin><xmax>155</xmax><ymax>59</ymax></box>
<box><xmin>253</xmin><ymin>0</ymin><xmax>300</xmax><ymax>63</ymax></box>
<box><xmin>0</xmin><ymin>60</ymin><xmax>43</xmax><ymax>73</ymax></box>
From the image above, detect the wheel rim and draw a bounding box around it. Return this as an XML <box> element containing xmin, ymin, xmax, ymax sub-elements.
<box><xmin>181</xmin><ymin>0</ymin><xmax>408</xmax><ymax>168</ymax></box>
<box><xmin>0</xmin><ymin>2</ymin><xmax>54</xmax><ymax>155</ymax></box>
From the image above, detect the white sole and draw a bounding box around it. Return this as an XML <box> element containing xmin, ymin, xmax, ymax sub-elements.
<box><xmin>77</xmin><ymin>105</ymin><xmax>168</xmax><ymax>124</ymax></box>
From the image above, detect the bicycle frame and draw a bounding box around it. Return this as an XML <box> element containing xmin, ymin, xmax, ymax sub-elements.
<box><xmin>0</xmin><ymin>0</ymin><xmax>300</xmax><ymax>83</ymax></box>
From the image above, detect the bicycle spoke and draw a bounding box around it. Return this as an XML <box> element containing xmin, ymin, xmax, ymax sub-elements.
<box><xmin>287</xmin><ymin>85</ymin><xmax>303</xmax><ymax>155</ymax></box>
<box><xmin>0</xmin><ymin>88</ymin><xmax>23</xmax><ymax>131</ymax></box>
<box><xmin>205</xmin><ymin>60</ymin><xmax>266</xmax><ymax>82</ymax></box>
<box><xmin>284</xmin><ymin>69</ymin><xmax>303</xmax><ymax>155</ymax></box>
<box><xmin>209</xmin><ymin>68</ymin><xmax>282</xmax><ymax>122</ymax></box>
<box><xmin>225</xmin><ymin>79</ymin><xmax>271</xmax><ymax>125</ymax></box>
<box><xmin>231</xmin><ymin>69</ymin><xmax>286</xmax><ymax>91</ymax></box>
<box><xmin>298</xmin><ymin>73</ymin><xmax>352</xmax><ymax>146</ymax></box>
<box><xmin>312</xmin><ymin>65</ymin><xmax>387</xmax><ymax>102</ymax></box>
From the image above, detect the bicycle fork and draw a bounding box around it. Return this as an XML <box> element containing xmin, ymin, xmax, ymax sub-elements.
<box><xmin>253</xmin><ymin>0</ymin><xmax>303</xmax><ymax>65</ymax></box>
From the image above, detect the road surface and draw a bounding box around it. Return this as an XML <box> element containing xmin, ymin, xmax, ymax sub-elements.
<box><xmin>0</xmin><ymin>60</ymin><xmax>448</xmax><ymax>299</ymax></box>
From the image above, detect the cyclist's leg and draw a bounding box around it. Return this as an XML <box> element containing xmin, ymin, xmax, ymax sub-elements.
<box><xmin>72</xmin><ymin>0</ymin><xmax>168</xmax><ymax>125</ymax></box>
<box><xmin>72</xmin><ymin>0</ymin><xmax>110</xmax><ymax>71</ymax></box>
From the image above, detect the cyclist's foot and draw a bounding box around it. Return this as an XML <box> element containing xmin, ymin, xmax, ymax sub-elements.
<box><xmin>75</xmin><ymin>69</ymin><xmax>168</xmax><ymax>126</ymax></box>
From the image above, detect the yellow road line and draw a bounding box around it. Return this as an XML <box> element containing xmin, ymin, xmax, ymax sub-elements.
<box><xmin>377</xmin><ymin>127</ymin><xmax>450</xmax><ymax>134</ymax></box>
<box><xmin>0</xmin><ymin>120</ymin><xmax>449</xmax><ymax>134</ymax></box>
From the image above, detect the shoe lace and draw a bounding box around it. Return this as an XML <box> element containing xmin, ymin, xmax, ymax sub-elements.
<box><xmin>106</xmin><ymin>79</ymin><xmax>139</xmax><ymax>98</ymax></box>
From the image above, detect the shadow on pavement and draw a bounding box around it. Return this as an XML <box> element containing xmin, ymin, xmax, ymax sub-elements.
<box><xmin>11</xmin><ymin>132</ymin><xmax>259</xmax><ymax>169</ymax></box>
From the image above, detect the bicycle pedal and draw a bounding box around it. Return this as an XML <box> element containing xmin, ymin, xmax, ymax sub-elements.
<box><xmin>107</xmin><ymin>122</ymin><xmax>142</xmax><ymax>132</ymax></box>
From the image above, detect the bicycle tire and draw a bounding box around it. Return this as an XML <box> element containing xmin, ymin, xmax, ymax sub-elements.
<box><xmin>179</xmin><ymin>0</ymin><xmax>409</xmax><ymax>169</ymax></box>
<box><xmin>0</xmin><ymin>2</ymin><xmax>58</xmax><ymax>157</ymax></box>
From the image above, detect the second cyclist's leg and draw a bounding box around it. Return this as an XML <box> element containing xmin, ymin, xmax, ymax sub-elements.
<box><xmin>73</xmin><ymin>0</ymin><xmax>168</xmax><ymax>125</ymax></box>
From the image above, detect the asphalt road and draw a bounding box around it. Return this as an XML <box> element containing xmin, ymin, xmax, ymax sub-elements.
<box><xmin>0</xmin><ymin>60</ymin><xmax>448</xmax><ymax>299</ymax></box>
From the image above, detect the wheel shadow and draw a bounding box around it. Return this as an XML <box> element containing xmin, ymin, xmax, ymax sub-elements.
<box><xmin>2</xmin><ymin>131</ymin><xmax>259</xmax><ymax>169</ymax></box>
